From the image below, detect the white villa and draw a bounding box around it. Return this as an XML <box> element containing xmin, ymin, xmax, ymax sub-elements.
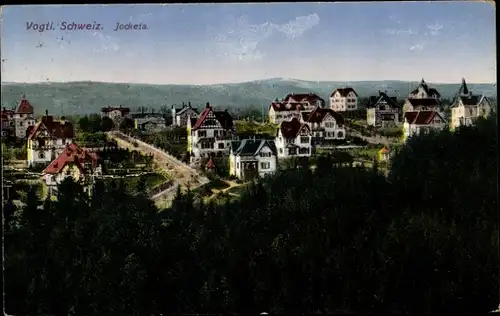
<box><xmin>268</xmin><ymin>101</ymin><xmax>303</xmax><ymax>124</ymax></box>
<box><xmin>187</xmin><ymin>102</ymin><xmax>236</xmax><ymax>163</ymax></box>
<box><xmin>275</xmin><ymin>117</ymin><xmax>312</xmax><ymax>158</ymax></box>
<box><xmin>101</xmin><ymin>105</ymin><xmax>131</xmax><ymax>122</ymax></box>
<box><xmin>408</xmin><ymin>79</ymin><xmax>441</xmax><ymax>100</ymax></box>
<box><xmin>26</xmin><ymin>113</ymin><xmax>75</xmax><ymax>167</ymax></box>
<box><xmin>171</xmin><ymin>102</ymin><xmax>199</xmax><ymax>127</ymax></box>
<box><xmin>450</xmin><ymin>78</ymin><xmax>492</xmax><ymax>131</ymax></box>
<box><xmin>330</xmin><ymin>87</ymin><xmax>359</xmax><ymax>111</ymax></box>
<box><xmin>268</xmin><ymin>93</ymin><xmax>326</xmax><ymax>124</ymax></box>
<box><xmin>1</xmin><ymin>96</ymin><xmax>36</xmax><ymax>139</ymax></box>
<box><xmin>229</xmin><ymin>138</ymin><xmax>278</xmax><ymax>180</ymax></box>
<box><xmin>301</xmin><ymin>107</ymin><xmax>346</xmax><ymax>147</ymax></box>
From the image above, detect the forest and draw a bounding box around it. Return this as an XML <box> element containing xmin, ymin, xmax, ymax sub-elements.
<box><xmin>4</xmin><ymin>114</ymin><xmax>498</xmax><ymax>314</ymax></box>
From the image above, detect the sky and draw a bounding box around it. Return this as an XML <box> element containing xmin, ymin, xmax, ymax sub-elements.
<box><xmin>1</xmin><ymin>3</ymin><xmax>496</xmax><ymax>85</ymax></box>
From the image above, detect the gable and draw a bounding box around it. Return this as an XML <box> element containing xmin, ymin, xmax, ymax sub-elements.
<box><xmin>201</xmin><ymin>118</ymin><xmax>222</xmax><ymax>128</ymax></box>
<box><xmin>36</xmin><ymin>124</ymin><xmax>52</xmax><ymax>138</ymax></box>
<box><xmin>322</xmin><ymin>113</ymin><xmax>335</xmax><ymax>123</ymax></box>
<box><xmin>348</xmin><ymin>92</ymin><xmax>355</xmax><ymax>98</ymax></box>
<box><xmin>299</xmin><ymin>124</ymin><xmax>311</xmax><ymax>135</ymax></box>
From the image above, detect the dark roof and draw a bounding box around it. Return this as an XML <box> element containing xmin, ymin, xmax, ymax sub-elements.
<box><xmin>101</xmin><ymin>106</ymin><xmax>131</xmax><ymax>113</ymax></box>
<box><xmin>306</xmin><ymin>107</ymin><xmax>345</xmax><ymax>126</ymax></box>
<box><xmin>410</xmin><ymin>79</ymin><xmax>441</xmax><ymax>98</ymax></box>
<box><xmin>269</xmin><ymin>102</ymin><xmax>304</xmax><ymax>112</ymax></box>
<box><xmin>231</xmin><ymin>139</ymin><xmax>277</xmax><ymax>156</ymax></box>
<box><xmin>28</xmin><ymin>116</ymin><xmax>74</xmax><ymax>140</ymax></box>
<box><xmin>407</xmin><ymin>98</ymin><xmax>440</xmax><ymax>107</ymax></box>
<box><xmin>176</xmin><ymin>106</ymin><xmax>199</xmax><ymax>116</ymax></box>
<box><xmin>16</xmin><ymin>96</ymin><xmax>34</xmax><ymax>114</ymax></box>
<box><xmin>278</xmin><ymin>117</ymin><xmax>310</xmax><ymax>138</ymax></box>
<box><xmin>283</xmin><ymin>93</ymin><xmax>325</xmax><ymax>105</ymax></box>
<box><xmin>459</xmin><ymin>95</ymin><xmax>483</xmax><ymax>106</ymax></box>
<box><xmin>404</xmin><ymin>110</ymin><xmax>444</xmax><ymax>125</ymax></box>
<box><xmin>457</xmin><ymin>78</ymin><xmax>470</xmax><ymax>96</ymax></box>
<box><xmin>331</xmin><ymin>87</ymin><xmax>358</xmax><ymax>97</ymax></box>
<box><xmin>191</xmin><ymin>104</ymin><xmax>234</xmax><ymax>130</ymax></box>
<box><xmin>213</xmin><ymin>110</ymin><xmax>234</xmax><ymax>129</ymax></box>
<box><xmin>366</xmin><ymin>92</ymin><xmax>400</xmax><ymax>108</ymax></box>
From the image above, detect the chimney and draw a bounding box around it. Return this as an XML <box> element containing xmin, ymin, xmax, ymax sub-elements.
<box><xmin>119</xmin><ymin>105</ymin><xmax>122</xmax><ymax>108</ymax></box>
<box><xmin>142</xmin><ymin>107</ymin><xmax>145</xmax><ymax>114</ymax></box>
<box><xmin>45</xmin><ymin>109</ymin><xmax>48</xmax><ymax>117</ymax></box>
<box><xmin>22</xmin><ymin>94</ymin><xmax>26</xmax><ymax>99</ymax></box>
<box><xmin>188</xmin><ymin>102</ymin><xmax>191</xmax><ymax>107</ymax></box>
<box><xmin>206</xmin><ymin>102</ymin><xmax>210</xmax><ymax>108</ymax></box>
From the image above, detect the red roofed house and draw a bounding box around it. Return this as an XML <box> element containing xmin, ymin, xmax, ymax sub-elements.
<box><xmin>1</xmin><ymin>95</ymin><xmax>36</xmax><ymax>138</ymax></box>
<box><xmin>27</xmin><ymin>112</ymin><xmax>75</xmax><ymax>167</ymax></box>
<box><xmin>187</xmin><ymin>102</ymin><xmax>236</xmax><ymax>164</ymax></box>
<box><xmin>330</xmin><ymin>87</ymin><xmax>359</xmax><ymax>111</ymax></box>
<box><xmin>303</xmin><ymin>107</ymin><xmax>346</xmax><ymax>144</ymax></box>
<box><xmin>42</xmin><ymin>143</ymin><xmax>102</xmax><ymax>196</ymax></box>
<box><xmin>275</xmin><ymin>117</ymin><xmax>312</xmax><ymax>158</ymax></box>
<box><xmin>268</xmin><ymin>101</ymin><xmax>304</xmax><ymax>124</ymax></box>
<box><xmin>101</xmin><ymin>105</ymin><xmax>131</xmax><ymax>122</ymax></box>
<box><xmin>402</xmin><ymin>110</ymin><xmax>447</xmax><ymax>143</ymax></box>
<box><xmin>269</xmin><ymin>93</ymin><xmax>326</xmax><ymax>124</ymax></box>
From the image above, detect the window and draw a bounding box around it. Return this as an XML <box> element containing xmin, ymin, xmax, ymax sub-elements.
<box><xmin>214</xmin><ymin>130</ymin><xmax>219</xmax><ymax>138</ymax></box>
<box><xmin>300</xmin><ymin>136</ymin><xmax>309</xmax><ymax>144</ymax></box>
<box><xmin>19</xmin><ymin>122</ymin><xmax>23</xmax><ymax>126</ymax></box>
<box><xmin>198</xmin><ymin>130</ymin><xmax>207</xmax><ymax>137</ymax></box>
<box><xmin>299</xmin><ymin>147</ymin><xmax>309</xmax><ymax>155</ymax></box>
<box><xmin>279</xmin><ymin>148</ymin><xmax>283</xmax><ymax>154</ymax></box>
<box><xmin>260</xmin><ymin>152</ymin><xmax>271</xmax><ymax>157</ymax></box>
<box><xmin>260</xmin><ymin>162</ymin><xmax>270</xmax><ymax>169</ymax></box>
<box><xmin>288</xmin><ymin>148</ymin><xmax>297</xmax><ymax>155</ymax></box>
<box><xmin>218</xmin><ymin>143</ymin><xmax>224</xmax><ymax>149</ymax></box>
<box><xmin>337</xmin><ymin>131</ymin><xmax>344</xmax><ymax>138</ymax></box>
<box><xmin>237</xmin><ymin>162</ymin><xmax>240</xmax><ymax>169</ymax></box>
<box><xmin>39</xmin><ymin>151</ymin><xmax>45</xmax><ymax>158</ymax></box>
<box><xmin>201</xmin><ymin>142</ymin><xmax>213</xmax><ymax>149</ymax></box>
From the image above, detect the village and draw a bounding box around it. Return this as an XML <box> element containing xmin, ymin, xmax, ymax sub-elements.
<box><xmin>1</xmin><ymin>77</ymin><xmax>493</xmax><ymax>207</ymax></box>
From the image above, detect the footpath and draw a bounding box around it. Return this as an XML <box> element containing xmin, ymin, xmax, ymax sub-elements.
<box><xmin>106</xmin><ymin>131</ymin><xmax>209</xmax><ymax>207</ymax></box>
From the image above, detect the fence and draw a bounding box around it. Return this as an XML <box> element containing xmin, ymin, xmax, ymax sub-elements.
<box><xmin>148</xmin><ymin>179</ymin><xmax>175</xmax><ymax>197</ymax></box>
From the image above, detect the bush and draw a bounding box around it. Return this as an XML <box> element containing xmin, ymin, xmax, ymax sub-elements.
<box><xmin>13</xmin><ymin>147</ymin><xmax>27</xmax><ymax>160</ymax></box>
<box><xmin>379</xmin><ymin>127</ymin><xmax>402</xmax><ymax>138</ymax></box>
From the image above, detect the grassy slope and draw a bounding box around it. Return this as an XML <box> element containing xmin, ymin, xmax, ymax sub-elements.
<box><xmin>2</xmin><ymin>79</ymin><xmax>496</xmax><ymax>115</ymax></box>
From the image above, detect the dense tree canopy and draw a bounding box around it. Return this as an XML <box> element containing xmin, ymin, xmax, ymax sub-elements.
<box><xmin>4</xmin><ymin>115</ymin><xmax>498</xmax><ymax>314</ymax></box>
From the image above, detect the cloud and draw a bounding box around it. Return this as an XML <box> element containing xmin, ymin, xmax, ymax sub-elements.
<box><xmin>208</xmin><ymin>13</ymin><xmax>320</xmax><ymax>61</ymax></box>
<box><xmin>409</xmin><ymin>43</ymin><xmax>424</xmax><ymax>52</ymax></box>
<box><xmin>426</xmin><ymin>22</ymin><xmax>444</xmax><ymax>36</ymax></box>
<box><xmin>92</xmin><ymin>32</ymin><xmax>120</xmax><ymax>52</ymax></box>
<box><xmin>388</xmin><ymin>15</ymin><xmax>401</xmax><ymax>24</ymax></box>
<box><xmin>384</xmin><ymin>28</ymin><xmax>417</xmax><ymax>36</ymax></box>
<box><xmin>272</xmin><ymin>13</ymin><xmax>320</xmax><ymax>39</ymax></box>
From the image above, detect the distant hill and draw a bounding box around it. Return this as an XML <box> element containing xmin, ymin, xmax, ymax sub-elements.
<box><xmin>1</xmin><ymin>78</ymin><xmax>496</xmax><ymax>116</ymax></box>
